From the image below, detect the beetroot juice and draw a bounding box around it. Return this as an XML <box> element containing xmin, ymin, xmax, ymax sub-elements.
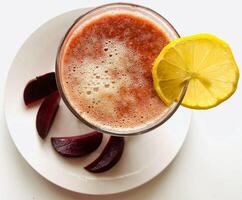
<box><xmin>58</xmin><ymin>7</ymin><xmax>174</xmax><ymax>132</ymax></box>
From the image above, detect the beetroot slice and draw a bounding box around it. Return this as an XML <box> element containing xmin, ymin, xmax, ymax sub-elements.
<box><xmin>51</xmin><ymin>131</ymin><xmax>103</xmax><ymax>157</ymax></box>
<box><xmin>36</xmin><ymin>91</ymin><xmax>60</xmax><ymax>139</ymax></box>
<box><xmin>24</xmin><ymin>72</ymin><xmax>57</xmax><ymax>105</ymax></box>
<box><xmin>84</xmin><ymin>136</ymin><xmax>124</xmax><ymax>173</ymax></box>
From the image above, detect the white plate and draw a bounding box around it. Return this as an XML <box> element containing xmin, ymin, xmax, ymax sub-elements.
<box><xmin>4</xmin><ymin>8</ymin><xmax>192</xmax><ymax>195</ymax></box>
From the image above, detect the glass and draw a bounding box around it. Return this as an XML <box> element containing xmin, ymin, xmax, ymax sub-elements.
<box><xmin>55</xmin><ymin>3</ymin><xmax>187</xmax><ymax>136</ymax></box>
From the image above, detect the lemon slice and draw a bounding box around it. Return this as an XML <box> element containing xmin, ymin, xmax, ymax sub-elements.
<box><xmin>152</xmin><ymin>33</ymin><xmax>239</xmax><ymax>109</ymax></box>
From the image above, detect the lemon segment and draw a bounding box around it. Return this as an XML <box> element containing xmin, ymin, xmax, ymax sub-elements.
<box><xmin>152</xmin><ymin>34</ymin><xmax>239</xmax><ymax>109</ymax></box>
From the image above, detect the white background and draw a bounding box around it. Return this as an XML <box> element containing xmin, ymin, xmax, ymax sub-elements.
<box><xmin>1</xmin><ymin>0</ymin><xmax>242</xmax><ymax>199</ymax></box>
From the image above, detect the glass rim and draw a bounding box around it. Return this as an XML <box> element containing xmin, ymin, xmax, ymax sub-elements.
<box><xmin>55</xmin><ymin>3</ymin><xmax>187</xmax><ymax>136</ymax></box>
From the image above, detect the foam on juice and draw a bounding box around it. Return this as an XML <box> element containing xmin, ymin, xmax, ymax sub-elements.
<box><xmin>59</xmin><ymin>12</ymin><xmax>170</xmax><ymax>131</ymax></box>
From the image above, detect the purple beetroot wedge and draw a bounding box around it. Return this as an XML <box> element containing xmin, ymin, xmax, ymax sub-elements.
<box><xmin>85</xmin><ymin>136</ymin><xmax>124</xmax><ymax>173</ymax></box>
<box><xmin>24</xmin><ymin>72</ymin><xmax>57</xmax><ymax>105</ymax></box>
<box><xmin>51</xmin><ymin>131</ymin><xmax>103</xmax><ymax>157</ymax></box>
<box><xmin>36</xmin><ymin>91</ymin><xmax>60</xmax><ymax>139</ymax></box>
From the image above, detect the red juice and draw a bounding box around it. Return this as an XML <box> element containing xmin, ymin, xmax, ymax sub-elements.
<box><xmin>59</xmin><ymin>12</ymin><xmax>171</xmax><ymax>130</ymax></box>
